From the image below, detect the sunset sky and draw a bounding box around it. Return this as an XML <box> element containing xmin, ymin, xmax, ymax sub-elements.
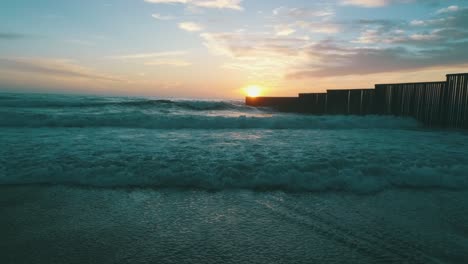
<box><xmin>1</xmin><ymin>0</ymin><xmax>467</xmax><ymax>98</ymax></box>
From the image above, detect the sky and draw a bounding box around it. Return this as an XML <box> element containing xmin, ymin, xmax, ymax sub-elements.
<box><xmin>0</xmin><ymin>0</ymin><xmax>468</xmax><ymax>99</ymax></box>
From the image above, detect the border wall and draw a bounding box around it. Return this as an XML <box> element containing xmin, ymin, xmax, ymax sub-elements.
<box><xmin>245</xmin><ymin>73</ymin><xmax>468</xmax><ymax>128</ymax></box>
<box><xmin>298</xmin><ymin>93</ymin><xmax>327</xmax><ymax>114</ymax></box>
<box><xmin>445</xmin><ymin>73</ymin><xmax>468</xmax><ymax>128</ymax></box>
<box><xmin>375</xmin><ymin>82</ymin><xmax>446</xmax><ymax>126</ymax></box>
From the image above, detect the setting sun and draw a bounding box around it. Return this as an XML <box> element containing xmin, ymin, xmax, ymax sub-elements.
<box><xmin>244</xmin><ymin>85</ymin><xmax>263</xmax><ymax>97</ymax></box>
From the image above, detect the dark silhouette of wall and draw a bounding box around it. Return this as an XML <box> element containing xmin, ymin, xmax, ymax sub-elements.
<box><xmin>298</xmin><ymin>93</ymin><xmax>327</xmax><ymax>114</ymax></box>
<box><xmin>325</xmin><ymin>89</ymin><xmax>375</xmax><ymax>115</ymax></box>
<box><xmin>245</xmin><ymin>73</ymin><xmax>468</xmax><ymax>128</ymax></box>
<box><xmin>375</xmin><ymin>82</ymin><xmax>446</xmax><ymax>126</ymax></box>
<box><xmin>326</xmin><ymin>90</ymin><xmax>349</xmax><ymax>115</ymax></box>
<box><xmin>445</xmin><ymin>73</ymin><xmax>468</xmax><ymax>128</ymax></box>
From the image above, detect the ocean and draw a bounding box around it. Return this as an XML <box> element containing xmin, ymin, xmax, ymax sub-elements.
<box><xmin>1</xmin><ymin>92</ymin><xmax>468</xmax><ymax>263</ymax></box>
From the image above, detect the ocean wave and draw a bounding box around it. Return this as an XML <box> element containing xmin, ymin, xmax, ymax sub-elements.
<box><xmin>1</xmin><ymin>158</ymin><xmax>467</xmax><ymax>193</ymax></box>
<box><xmin>0</xmin><ymin>111</ymin><xmax>422</xmax><ymax>129</ymax></box>
<box><xmin>0</xmin><ymin>95</ymin><xmax>249</xmax><ymax>111</ymax></box>
<box><xmin>0</xmin><ymin>115</ymin><xmax>466</xmax><ymax>193</ymax></box>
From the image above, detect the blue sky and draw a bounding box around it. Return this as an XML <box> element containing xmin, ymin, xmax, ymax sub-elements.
<box><xmin>1</xmin><ymin>0</ymin><xmax>467</xmax><ymax>98</ymax></box>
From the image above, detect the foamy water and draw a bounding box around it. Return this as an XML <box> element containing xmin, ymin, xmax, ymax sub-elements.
<box><xmin>1</xmin><ymin>92</ymin><xmax>468</xmax><ymax>263</ymax></box>
<box><xmin>0</xmin><ymin>93</ymin><xmax>467</xmax><ymax>193</ymax></box>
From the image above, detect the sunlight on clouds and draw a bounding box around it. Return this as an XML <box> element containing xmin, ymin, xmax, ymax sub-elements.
<box><xmin>145</xmin><ymin>59</ymin><xmax>192</xmax><ymax>67</ymax></box>
<box><xmin>274</xmin><ymin>25</ymin><xmax>296</xmax><ymax>36</ymax></box>
<box><xmin>0</xmin><ymin>57</ymin><xmax>120</xmax><ymax>82</ymax></box>
<box><xmin>179</xmin><ymin>22</ymin><xmax>204</xmax><ymax>32</ymax></box>
<box><xmin>144</xmin><ymin>0</ymin><xmax>243</xmax><ymax>10</ymax></box>
<box><xmin>271</xmin><ymin>5</ymin><xmax>339</xmax><ymax>34</ymax></box>
<box><xmin>272</xmin><ymin>7</ymin><xmax>336</xmax><ymax>19</ymax></box>
<box><xmin>108</xmin><ymin>51</ymin><xmax>192</xmax><ymax>68</ymax></box>
<box><xmin>341</xmin><ymin>0</ymin><xmax>389</xmax><ymax>7</ymax></box>
<box><xmin>201</xmin><ymin>32</ymin><xmax>313</xmax><ymax>85</ymax></box>
<box><xmin>109</xmin><ymin>51</ymin><xmax>188</xmax><ymax>60</ymax></box>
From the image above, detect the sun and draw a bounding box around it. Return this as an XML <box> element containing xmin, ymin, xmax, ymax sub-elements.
<box><xmin>244</xmin><ymin>85</ymin><xmax>263</xmax><ymax>97</ymax></box>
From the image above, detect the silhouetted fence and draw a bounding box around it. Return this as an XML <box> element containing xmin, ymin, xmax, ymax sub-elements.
<box><xmin>375</xmin><ymin>82</ymin><xmax>446</xmax><ymax>126</ymax></box>
<box><xmin>298</xmin><ymin>93</ymin><xmax>327</xmax><ymax>114</ymax></box>
<box><xmin>445</xmin><ymin>73</ymin><xmax>468</xmax><ymax>128</ymax></box>
<box><xmin>245</xmin><ymin>73</ymin><xmax>468</xmax><ymax>128</ymax></box>
<box><xmin>325</xmin><ymin>89</ymin><xmax>375</xmax><ymax>115</ymax></box>
<box><xmin>326</xmin><ymin>90</ymin><xmax>348</xmax><ymax>115</ymax></box>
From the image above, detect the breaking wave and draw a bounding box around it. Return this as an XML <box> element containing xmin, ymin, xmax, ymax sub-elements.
<box><xmin>2</xmin><ymin>93</ymin><xmax>466</xmax><ymax>193</ymax></box>
<box><xmin>0</xmin><ymin>94</ymin><xmax>423</xmax><ymax>130</ymax></box>
<box><xmin>0</xmin><ymin>96</ymin><xmax>248</xmax><ymax>111</ymax></box>
<box><xmin>1</xmin><ymin>156</ymin><xmax>468</xmax><ymax>193</ymax></box>
<box><xmin>0</xmin><ymin>111</ymin><xmax>422</xmax><ymax>129</ymax></box>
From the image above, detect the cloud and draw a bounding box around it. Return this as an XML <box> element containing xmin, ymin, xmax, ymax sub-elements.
<box><xmin>144</xmin><ymin>59</ymin><xmax>192</xmax><ymax>67</ymax></box>
<box><xmin>200</xmin><ymin>31</ymin><xmax>312</xmax><ymax>82</ymax></box>
<box><xmin>0</xmin><ymin>57</ymin><xmax>120</xmax><ymax>81</ymax></box>
<box><xmin>341</xmin><ymin>0</ymin><xmax>389</xmax><ymax>7</ymax></box>
<box><xmin>109</xmin><ymin>51</ymin><xmax>187</xmax><ymax>60</ymax></box>
<box><xmin>201</xmin><ymin>32</ymin><xmax>310</xmax><ymax>58</ymax></box>
<box><xmin>274</xmin><ymin>25</ymin><xmax>296</xmax><ymax>36</ymax></box>
<box><xmin>287</xmin><ymin>41</ymin><xmax>468</xmax><ymax>78</ymax></box>
<box><xmin>354</xmin><ymin>6</ymin><xmax>468</xmax><ymax>45</ymax></box>
<box><xmin>409</xmin><ymin>7</ymin><xmax>468</xmax><ymax>28</ymax></box>
<box><xmin>295</xmin><ymin>21</ymin><xmax>341</xmax><ymax>34</ymax></box>
<box><xmin>270</xmin><ymin>5</ymin><xmax>339</xmax><ymax>35</ymax></box>
<box><xmin>437</xmin><ymin>5</ymin><xmax>459</xmax><ymax>14</ymax></box>
<box><xmin>273</xmin><ymin>7</ymin><xmax>335</xmax><ymax>19</ymax></box>
<box><xmin>152</xmin><ymin>13</ymin><xmax>176</xmax><ymax>20</ymax></box>
<box><xmin>340</xmin><ymin>0</ymin><xmax>421</xmax><ymax>8</ymax></box>
<box><xmin>410</xmin><ymin>20</ymin><xmax>427</xmax><ymax>26</ymax></box>
<box><xmin>0</xmin><ymin>32</ymin><xmax>28</xmax><ymax>40</ymax></box>
<box><xmin>179</xmin><ymin>22</ymin><xmax>204</xmax><ymax>32</ymax></box>
<box><xmin>108</xmin><ymin>51</ymin><xmax>191</xmax><ymax>67</ymax></box>
<box><xmin>144</xmin><ymin>0</ymin><xmax>243</xmax><ymax>10</ymax></box>
<box><xmin>200</xmin><ymin>5</ymin><xmax>468</xmax><ymax>81</ymax></box>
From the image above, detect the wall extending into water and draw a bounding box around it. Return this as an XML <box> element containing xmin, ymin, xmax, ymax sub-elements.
<box><xmin>375</xmin><ymin>82</ymin><xmax>446</xmax><ymax>126</ymax></box>
<box><xmin>445</xmin><ymin>74</ymin><xmax>468</xmax><ymax>128</ymax></box>
<box><xmin>246</xmin><ymin>73</ymin><xmax>468</xmax><ymax>128</ymax></box>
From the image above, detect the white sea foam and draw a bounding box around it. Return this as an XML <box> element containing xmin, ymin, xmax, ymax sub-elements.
<box><xmin>0</xmin><ymin>93</ymin><xmax>422</xmax><ymax>129</ymax></box>
<box><xmin>1</xmin><ymin>126</ymin><xmax>468</xmax><ymax>193</ymax></box>
<box><xmin>1</xmin><ymin>93</ymin><xmax>467</xmax><ymax>193</ymax></box>
<box><xmin>0</xmin><ymin>111</ymin><xmax>422</xmax><ymax>129</ymax></box>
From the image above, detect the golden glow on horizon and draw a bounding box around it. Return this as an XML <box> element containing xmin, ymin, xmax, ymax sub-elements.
<box><xmin>244</xmin><ymin>85</ymin><xmax>263</xmax><ymax>97</ymax></box>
